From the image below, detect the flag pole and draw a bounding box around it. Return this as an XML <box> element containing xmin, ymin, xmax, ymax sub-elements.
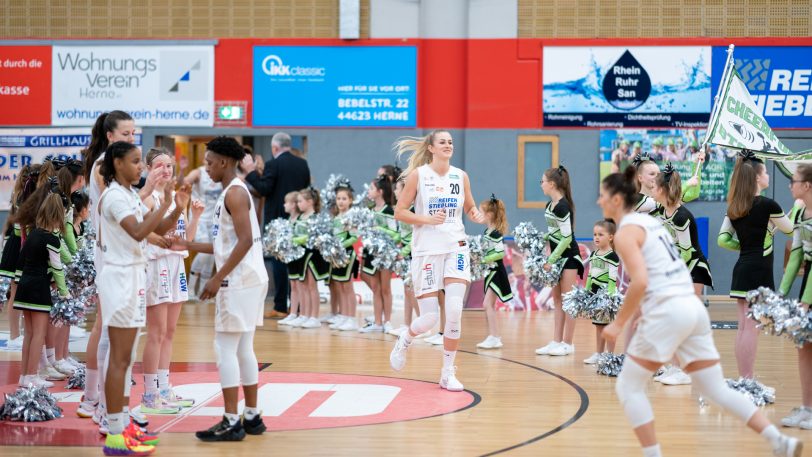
<box><xmin>694</xmin><ymin>44</ymin><xmax>736</xmax><ymax>178</ymax></box>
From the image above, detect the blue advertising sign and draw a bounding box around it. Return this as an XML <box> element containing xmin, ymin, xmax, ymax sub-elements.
<box><xmin>712</xmin><ymin>46</ymin><xmax>812</xmax><ymax>129</ymax></box>
<box><xmin>252</xmin><ymin>46</ymin><xmax>417</xmax><ymax>127</ymax></box>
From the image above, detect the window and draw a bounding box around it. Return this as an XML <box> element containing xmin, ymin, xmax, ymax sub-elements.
<box><xmin>517</xmin><ymin>135</ymin><xmax>559</xmax><ymax>208</ymax></box>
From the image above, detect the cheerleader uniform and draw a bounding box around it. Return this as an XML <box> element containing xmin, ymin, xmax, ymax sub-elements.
<box><xmin>482</xmin><ymin>229</ymin><xmax>513</xmax><ymax>303</ymax></box>
<box><xmin>544</xmin><ymin>199</ymin><xmax>583</xmax><ymax>278</ymax></box>
<box><xmin>146</xmin><ymin>190</ymin><xmax>190</xmax><ymax>306</ymax></box>
<box><xmin>330</xmin><ymin>215</ymin><xmax>359</xmax><ymax>282</ymax></box>
<box><xmin>362</xmin><ymin>204</ymin><xmax>400</xmax><ymax>275</ymax></box>
<box><xmin>633</xmin><ymin>173</ymin><xmax>700</xmax><ymax>214</ymax></box>
<box><xmin>13</xmin><ymin>228</ymin><xmax>68</xmax><ymax>312</ymax></box>
<box><xmin>779</xmin><ymin>205</ymin><xmax>812</xmax><ymax>303</ymax></box>
<box><xmin>652</xmin><ymin>205</ymin><xmax>713</xmax><ymax>288</ymax></box>
<box><xmin>0</xmin><ymin>223</ymin><xmax>22</xmax><ymax>279</ymax></box>
<box><xmin>718</xmin><ymin>196</ymin><xmax>792</xmax><ymax>299</ymax></box>
<box><xmin>286</xmin><ymin>215</ymin><xmax>306</xmax><ymax>280</ymax></box>
<box><xmin>296</xmin><ymin>213</ymin><xmax>331</xmax><ymax>282</ymax></box>
<box><xmin>584</xmin><ymin>249</ymin><xmax>619</xmax><ymax>325</ymax></box>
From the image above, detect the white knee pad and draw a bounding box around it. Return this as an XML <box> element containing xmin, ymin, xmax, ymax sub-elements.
<box><xmin>237</xmin><ymin>331</ymin><xmax>259</xmax><ymax>386</ymax></box>
<box><xmin>410</xmin><ymin>297</ymin><xmax>439</xmax><ymax>335</ymax></box>
<box><xmin>98</xmin><ymin>326</ymin><xmax>110</xmax><ymax>409</ymax></box>
<box><xmin>691</xmin><ymin>363</ymin><xmax>758</xmax><ymax>423</ymax></box>
<box><xmin>214</xmin><ymin>332</ymin><xmax>241</xmax><ymax>389</ymax></box>
<box><xmin>443</xmin><ymin>283</ymin><xmax>465</xmax><ymax>340</ymax></box>
<box><xmin>123</xmin><ymin>332</ymin><xmax>140</xmax><ymax>397</ymax></box>
<box><xmin>615</xmin><ymin>357</ymin><xmax>655</xmax><ymax>428</ymax></box>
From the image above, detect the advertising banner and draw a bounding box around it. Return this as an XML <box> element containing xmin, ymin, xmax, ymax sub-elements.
<box><xmin>599</xmin><ymin>129</ymin><xmax>736</xmax><ymax>202</ymax></box>
<box><xmin>0</xmin><ymin>46</ymin><xmax>51</xmax><ymax>125</ymax></box>
<box><xmin>252</xmin><ymin>46</ymin><xmax>417</xmax><ymax>127</ymax></box>
<box><xmin>712</xmin><ymin>46</ymin><xmax>812</xmax><ymax>129</ymax></box>
<box><xmin>52</xmin><ymin>45</ymin><xmax>214</xmax><ymax>127</ymax></box>
<box><xmin>543</xmin><ymin>46</ymin><xmax>712</xmax><ymax>128</ymax></box>
<box><xmin>0</xmin><ymin>128</ymin><xmax>142</xmax><ymax>210</ymax></box>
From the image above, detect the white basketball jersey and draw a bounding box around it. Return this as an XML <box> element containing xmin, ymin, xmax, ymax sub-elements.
<box><xmin>145</xmin><ymin>190</ymin><xmax>188</xmax><ymax>260</ymax></box>
<box><xmin>98</xmin><ymin>182</ymin><xmax>147</xmax><ymax>267</ymax></box>
<box><xmin>88</xmin><ymin>153</ymin><xmax>105</xmax><ymax>231</ymax></box>
<box><xmin>212</xmin><ymin>178</ymin><xmax>268</xmax><ymax>289</ymax></box>
<box><xmin>618</xmin><ymin>212</ymin><xmax>694</xmax><ymax>310</ymax></box>
<box><xmin>412</xmin><ymin>164</ymin><xmax>467</xmax><ymax>256</ymax></box>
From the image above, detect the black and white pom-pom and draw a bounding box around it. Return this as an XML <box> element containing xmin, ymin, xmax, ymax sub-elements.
<box><xmin>0</xmin><ymin>385</ymin><xmax>63</xmax><ymax>422</ymax></box>
<box><xmin>725</xmin><ymin>377</ymin><xmax>776</xmax><ymax>406</ymax></box>
<box><xmin>586</xmin><ymin>288</ymin><xmax>623</xmax><ymax>323</ymax></box>
<box><xmin>746</xmin><ymin>287</ymin><xmax>812</xmax><ymax>347</ymax></box>
<box><xmin>596</xmin><ymin>352</ymin><xmax>625</xmax><ymax>377</ymax></box>
<box><xmin>320</xmin><ymin>174</ymin><xmax>351</xmax><ymax>213</ymax></box>
<box><xmin>0</xmin><ymin>276</ymin><xmax>10</xmax><ymax>312</ymax></box>
<box><xmin>307</xmin><ymin>213</ymin><xmax>350</xmax><ymax>268</ymax></box>
<box><xmin>467</xmin><ymin>235</ymin><xmax>495</xmax><ymax>281</ymax></box>
<box><xmin>562</xmin><ymin>285</ymin><xmax>592</xmax><ymax>319</ymax></box>
<box><xmin>66</xmin><ymin>365</ymin><xmax>86</xmax><ymax>390</ymax></box>
<box><xmin>49</xmin><ymin>290</ymin><xmax>86</xmax><ymax>327</ymax></box>
<box><xmin>263</xmin><ymin>219</ymin><xmax>305</xmax><ymax>263</ymax></box>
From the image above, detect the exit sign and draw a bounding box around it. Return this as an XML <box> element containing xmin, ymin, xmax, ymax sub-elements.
<box><xmin>214</xmin><ymin>101</ymin><xmax>248</xmax><ymax>126</ymax></box>
<box><xmin>218</xmin><ymin>105</ymin><xmax>242</xmax><ymax>120</ymax></box>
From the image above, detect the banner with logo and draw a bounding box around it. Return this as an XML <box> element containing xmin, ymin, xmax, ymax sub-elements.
<box><xmin>0</xmin><ymin>46</ymin><xmax>52</xmax><ymax>126</ymax></box>
<box><xmin>712</xmin><ymin>46</ymin><xmax>812</xmax><ymax>129</ymax></box>
<box><xmin>543</xmin><ymin>46</ymin><xmax>712</xmax><ymax>128</ymax></box>
<box><xmin>599</xmin><ymin>129</ymin><xmax>737</xmax><ymax>201</ymax></box>
<box><xmin>0</xmin><ymin>128</ymin><xmax>142</xmax><ymax>211</ymax></box>
<box><xmin>52</xmin><ymin>45</ymin><xmax>214</xmax><ymax>127</ymax></box>
<box><xmin>252</xmin><ymin>46</ymin><xmax>417</xmax><ymax>127</ymax></box>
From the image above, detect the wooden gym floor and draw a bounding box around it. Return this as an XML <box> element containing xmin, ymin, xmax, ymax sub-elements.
<box><xmin>0</xmin><ymin>299</ymin><xmax>807</xmax><ymax>456</ymax></box>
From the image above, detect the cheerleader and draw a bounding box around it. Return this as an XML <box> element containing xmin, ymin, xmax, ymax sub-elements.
<box><xmin>389</xmin><ymin>130</ymin><xmax>486</xmax><ymax>391</ymax></box>
<box><xmin>630</xmin><ymin>152</ymin><xmax>702</xmax><ymax>214</ymax></box>
<box><xmin>582</xmin><ymin>220</ymin><xmax>619</xmax><ymax>364</ymax></box>
<box><xmin>777</xmin><ymin>164</ymin><xmax>812</xmax><ymax>429</ymax></box>
<box><xmin>140</xmin><ymin>148</ymin><xmax>203</xmax><ymax>415</ymax></box>
<box><xmin>535</xmin><ymin>166</ymin><xmax>583</xmax><ymax>357</ymax></box>
<box><xmin>476</xmin><ymin>195</ymin><xmax>513</xmax><ymax>350</ymax></box>
<box><xmin>97</xmin><ymin>141</ymin><xmax>187</xmax><ymax>455</ymax></box>
<box><xmin>360</xmin><ymin>176</ymin><xmax>399</xmax><ymax>333</ymax></box>
<box><xmin>14</xmin><ymin>188</ymin><xmax>69</xmax><ymax>388</ymax></box>
<box><xmin>599</xmin><ymin>166</ymin><xmax>801</xmax><ymax>457</ymax></box>
<box><xmin>329</xmin><ymin>183</ymin><xmax>360</xmax><ymax>331</ymax></box>
<box><xmin>388</xmin><ymin>177</ymin><xmax>420</xmax><ymax>337</ymax></box>
<box><xmin>171</xmin><ymin>136</ymin><xmax>268</xmax><ymax>442</ymax></box>
<box><xmin>718</xmin><ymin>152</ymin><xmax>792</xmax><ymax>379</ymax></box>
<box><xmin>291</xmin><ymin>188</ymin><xmax>330</xmax><ymax>329</ymax></box>
<box><xmin>278</xmin><ymin>192</ymin><xmax>304</xmax><ymax>327</ymax></box>
<box><xmin>2</xmin><ymin>165</ymin><xmax>33</xmax><ymax>351</ymax></box>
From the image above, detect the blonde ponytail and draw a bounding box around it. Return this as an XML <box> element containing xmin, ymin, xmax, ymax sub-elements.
<box><xmin>394</xmin><ymin>130</ymin><xmax>449</xmax><ymax>178</ymax></box>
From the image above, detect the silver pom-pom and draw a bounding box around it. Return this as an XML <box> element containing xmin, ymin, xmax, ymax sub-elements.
<box><xmin>467</xmin><ymin>235</ymin><xmax>496</xmax><ymax>281</ymax></box>
<box><xmin>0</xmin><ymin>385</ymin><xmax>63</xmax><ymax>422</ymax></box>
<box><xmin>340</xmin><ymin>207</ymin><xmax>376</xmax><ymax>234</ymax></box>
<box><xmin>66</xmin><ymin>365</ymin><xmax>86</xmax><ymax>390</ymax></box>
<box><xmin>596</xmin><ymin>352</ymin><xmax>625</xmax><ymax>377</ymax></box>
<box><xmin>307</xmin><ymin>213</ymin><xmax>350</xmax><ymax>268</ymax></box>
<box><xmin>524</xmin><ymin>253</ymin><xmax>565</xmax><ymax>287</ymax></box>
<box><xmin>0</xmin><ymin>276</ymin><xmax>10</xmax><ymax>312</ymax></box>
<box><xmin>587</xmin><ymin>288</ymin><xmax>623</xmax><ymax>323</ymax></box>
<box><xmin>364</xmin><ymin>229</ymin><xmax>400</xmax><ymax>271</ymax></box>
<box><xmin>393</xmin><ymin>257</ymin><xmax>412</xmax><ymax>288</ymax></box>
<box><xmin>746</xmin><ymin>287</ymin><xmax>812</xmax><ymax>347</ymax></box>
<box><xmin>513</xmin><ymin>222</ymin><xmax>542</xmax><ymax>253</ymax></box>
<box><xmin>725</xmin><ymin>377</ymin><xmax>776</xmax><ymax>406</ymax></box>
<box><xmin>353</xmin><ymin>183</ymin><xmax>373</xmax><ymax>209</ymax></box>
<box><xmin>263</xmin><ymin>219</ymin><xmax>305</xmax><ymax>263</ymax></box>
<box><xmin>562</xmin><ymin>285</ymin><xmax>592</xmax><ymax>319</ymax></box>
<box><xmin>49</xmin><ymin>290</ymin><xmax>86</xmax><ymax>327</ymax></box>
<box><xmin>320</xmin><ymin>174</ymin><xmax>352</xmax><ymax>213</ymax></box>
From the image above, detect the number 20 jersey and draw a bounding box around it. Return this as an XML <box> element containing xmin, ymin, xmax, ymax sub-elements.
<box><xmin>412</xmin><ymin>164</ymin><xmax>467</xmax><ymax>256</ymax></box>
<box><xmin>618</xmin><ymin>212</ymin><xmax>694</xmax><ymax>308</ymax></box>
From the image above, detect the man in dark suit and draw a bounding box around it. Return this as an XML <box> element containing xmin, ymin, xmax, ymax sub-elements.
<box><xmin>243</xmin><ymin>132</ymin><xmax>311</xmax><ymax>318</ymax></box>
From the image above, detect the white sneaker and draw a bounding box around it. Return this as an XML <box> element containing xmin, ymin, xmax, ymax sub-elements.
<box><xmin>92</xmin><ymin>405</ymin><xmax>103</xmax><ymax>424</ymax></box>
<box><xmin>383</xmin><ymin>321</ymin><xmax>394</xmax><ymax>334</ymax></box>
<box><xmin>476</xmin><ymin>335</ymin><xmax>503</xmax><ymax>349</ymax></box>
<box><xmin>39</xmin><ymin>365</ymin><xmax>66</xmax><ymax>380</ymax></box>
<box><xmin>389</xmin><ymin>333</ymin><xmax>411</xmax><ymax>371</ymax></box>
<box><xmin>6</xmin><ymin>335</ymin><xmax>23</xmax><ymax>350</ymax></box>
<box><xmin>387</xmin><ymin>325</ymin><xmax>408</xmax><ymax>336</ymax></box>
<box><xmin>359</xmin><ymin>323</ymin><xmax>384</xmax><ymax>333</ymax></box>
<box><xmin>425</xmin><ymin>333</ymin><xmax>445</xmax><ymax>345</ymax></box>
<box><xmin>54</xmin><ymin>359</ymin><xmax>76</xmax><ymax>375</ymax></box>
<box><xmin>329</xmin><ymin>316</ymin><xmax>347</xmax><ymax>329</ymax></box>
<box><xmin>98</xmin><ymin>415</ymin><xmax>109</xmax><ymax>435</ymax></box>
<box><xmin>300</xmin><ymin>317</ymin><xmax>322</xmax><ymax>329</ymax></box>
<box><xmin>782</xmin><ymin>406</ymin><xmax>812</xmax><ymax>428</ymax></box>
<box><xmin>772</xmin><ymin>433</ymin><xmax>803</xmax><ymax>457</ymax></box>
<box><xmin>289</xmin><ymin>315</ymin><xmax>308</xmax><ymax>327</ymax></box>
<box><xmin>659</xmin><ymin>367</ymin><xmax>692</xmax><ymax>385</ymax></box>
<box><xmin>535</xmin><ymin>341</ymin><xmax>559</xmax><ymax>355</ymax></box>
<box><xmin>548</xmin><ymin>342</ymin><xmax>574</xmax><ymax>356</ymax></box>
<box><xmin>69</xmin><ymin>326</ymin><xmax>88</xmax><ymax>339</ymax></box>
<box><xmin>583</xmin><ymin>352</ymin><xmax>600</xmax><ymax>364</ymax></box>
<box><xmin>364</xmin><ymin>315</ymin><xmax>375</xmax><ymax>324</ymax></box>
<box><xmin>440</xmin><ymin>366</ymin><xmax>464</xmax><ymax>392</ymax></box>
<box><xmin>320</xmin><ymin>313</ymin><xmax>336</xmax><ymax>324</ymax></box>
<box><xmin>22</xmin><ymin>375</ymin><xmax>53</xmax><ymax>388</ymax></box>
<box><xmin>414</xmin><ymin>330</ymin><xmax>433</xmax><ymax>339</ymax></box>
<box><xmin>67</xmin><ymin>356</ymin><xmax>84</xmax><ymax>369</ymax></box>
<box><xmin>77</xmin><ymin>398</ymin><xmax>98</xmax><ymax>418</ymax></box>
<box><xmin>130</xmin><ymin>408</ymin><xmax>149</xmax><ymax>427</ymax></box>
<box><xmin>278</xmin><ymin>313</ymin><xmax>297</xmax><ymax>325</ymax></box>
<box><xmin>338</xmin><ymin>319</ymin><xmax>359</xmax><ymax>331</ymax></box>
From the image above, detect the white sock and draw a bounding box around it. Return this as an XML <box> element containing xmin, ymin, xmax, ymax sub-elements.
<box><xmin>761</xmin><ymin>424</ymin><xmax>781</xmax><ymax>446</ymax></box>
<box><xmin>157</xmin><ymin>369</ymin><xmax>170</xmax><ymax>389</ymax></box>
<box><xmin>225</xmin><ymin>412</ymin><xmax>239</xmax><ymax>425</ymax></box>
<box><xmin>244</xmin><ymin>406</ymin><xmax>259</xmax><ymax>420</ymax></box>
<box><xmin>642</xmin><ymin>444</ymin><xmax>662</xmax><ymax>457</ymax></box>
<box><xmin>443</xmin><ymin>350</ymin><xmax>456</xmax><ymax>370</ymax></box>
<box><xmin>108</xmin><ymin>412</ymin><xmax>127</xmax><ymax>435</ymax></box>
<box><xmin>85</xmin><ymin>369</ymin><xmax>99</xmax><ymax>402</ymax></box>
<box><xmin>46</xmin><ymin>348</ymin><xmax>56</xmax><ymax>365</ymax></box>
<box><xmin>144</xmin><ymin>374</ymin><xmax>159</xmax><ymax>394</ymax></box>
<box><xmin>39</xmin><ymin>346</ymin><xmax>49</xmax><ymax>369</ymax></box>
